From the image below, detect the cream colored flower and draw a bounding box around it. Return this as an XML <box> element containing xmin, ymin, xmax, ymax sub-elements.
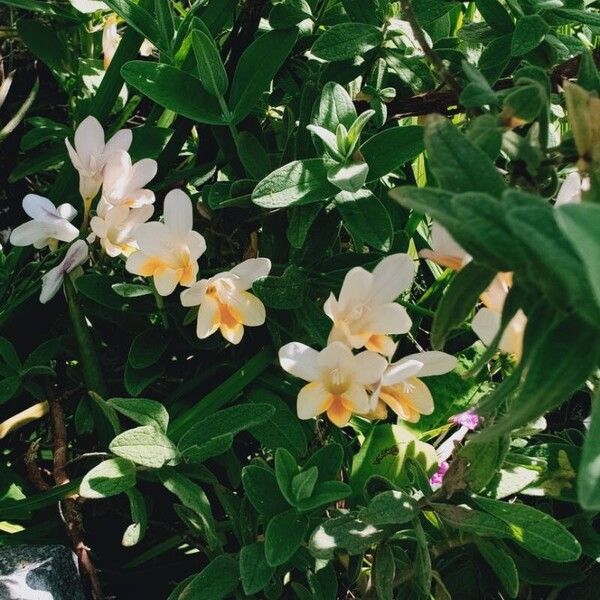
<box><xmin>324</xmin><ymin>254</ymin><xmax>415</xmax><ymax>356</ymax></box>
<box><xmin>419</xmin><ymin>221</ymin><xmax>471</xmax><ymax>271</ymax></box>
<box><xmin>369</xmin><ymin>351</ymin><xmax>457</xmax><ymax>422</ymax></box>
<box><xmin>279</xmin><ymin>341</ymin><xmax>387</xmax><ymax>427</ymax></box>
<box><xmin>102</xmin><ymin>14</ymin><xmax>120</xmax><ymax>69</ymax></box>
<box><xmin>90</xmin><ymin>205</ymin><xmax>154</xmax><ymax>257</ymax></box>
<box><xmin>126</xmin><ymin>189</ymin><xmax>206</xmax><ymax>296</ymax></box>
<box><xmin>180</xmin><ymin>258</ymin><xmax>271</xmax><ymax>344</ymax></box>
<box><xmin>10</xmin><ymin>195</ymin><xmax>78</xmax><ymax>250</ymax></box>
<box><xmin>555</xmin><ymin>171</ymin><xmax>589</xmax><ymax>206</ymax></box>
<box><xmin>40</xmin><ymin>240</ymin><xmax>88</xmax><ymax>304</ymax></box>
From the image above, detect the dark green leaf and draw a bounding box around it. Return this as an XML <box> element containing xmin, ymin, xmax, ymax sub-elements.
<box><xmin>311</xmin><ymin>23</ymin><xmax>383</xmax><ymax>62</ymax></box>
<box><xmin>265</xmin><ymin>508</ymin><xmax>308</xmax><ymax>566</ymax></box>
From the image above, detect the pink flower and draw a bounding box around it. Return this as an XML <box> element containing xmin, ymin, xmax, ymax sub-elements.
<box><xmin>449</xmin><ymin>409</ymin><xmax>480</xmax><ymax>431</ymax></box>
<box><xmin>430</xmin><ymin>461</ymin><xmax>449</xmax><ymax>486</ymax></box>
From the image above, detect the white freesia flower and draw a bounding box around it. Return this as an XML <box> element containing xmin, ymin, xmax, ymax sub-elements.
<box><xmin>69</xmin><ymin>0</ymin><xmax>108</xmax><ymax>14</ymax></box>
<box><xmin>369</xmin><ymin>351</ymin><xmax>457</xmax><ymax>422</ymax></box>
<box><xmin>126</xmin><ymin>189</ymin><xmax>206</xmax><ymax>296</ymax></box>
<box><xmin>279</xmin><ymin>341</ymin><xmax>387</xmax><ymax>427</ymax></box>
<box><xmin>101</xmin><ymin>150</ymin><xmax>157</xmax><ymax>210</ymax></box>
<box><xmin>90</xmin><ymin>205</ymin><xmax>154</xmax><ymax>257</ymax></box>
<box><xmin>419</xmin><ymin>221</ymin><xmax>471</xmax><ymax>271</ymax></box>
<box><xmin>10</xmin><ymin>195</ymin><xmax>78</xmax><ymax>250</ymax></box>
<box><xmin>40</xmin><ymin>240</ymin><xmax>88</xmax><ymax>304</ymax></box>
<box><xmin>180</xmin><ymin>258</ymin><xmax>271</xmax><ymax>344</ymax></box>
<box><xmin>472</xmin><ymin>272</ymin><xmax>526</xmax><ymax>360</ymax></box>
<box><xmin>102</xmin><ymin>14</ymin><xmax>120</xmax><ymax>69</ymax></box>
<box><xmin>324</xmin><ymin>254</ymin><xmax>415</xmax><ymax>356</ymax></box>
<box><xmin>64</xmin><ymin>115</ymin><xmax>132</xmax><ymax>218</ymax></box>
<box><xmin>139</xmin><ymin>39</ymin><xmax>155</xmax><ymax>57</ymax></box>
<box><xmin>555</xmin><ymin>171</ymin><xmax>589</xmax><ymax>206</ymax></box>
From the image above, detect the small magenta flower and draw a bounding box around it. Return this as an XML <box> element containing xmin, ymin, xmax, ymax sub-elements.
<box><xmin>430</xmin><ymin>461</ymin><xmax>449</xmax><ymax>487</ymax></box>
<box><xmin>449</xmin><ymin>408</ymin><xmax>480</xmax><ymax>431</ymax></box>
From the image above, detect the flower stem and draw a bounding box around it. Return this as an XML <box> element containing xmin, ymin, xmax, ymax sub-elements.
<box><xmin>64</xmin><ymin>274</ymin><xmax>107</xmax><ymax>398</ymax></box>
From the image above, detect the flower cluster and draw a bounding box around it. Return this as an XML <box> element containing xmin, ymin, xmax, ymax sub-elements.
<box><xmin>9</xmin><ymin>117</ymin><xmax>270</xmax><ymax>344</ymax></box>
<box><xmin>279</xmin><ymin>254</ymin><xmax>457</xmax><ymax>427</ymax></box>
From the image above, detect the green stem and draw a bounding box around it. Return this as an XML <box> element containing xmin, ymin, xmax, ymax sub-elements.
<box><xmin>64</xmin><ymin>275</ymin><xmax>107</xmax><ymax>398</ymax></box>
<box><xmin>152</xmin><ymin>285</ymin><xmax>169</xmax><ymax>329</ymax></box>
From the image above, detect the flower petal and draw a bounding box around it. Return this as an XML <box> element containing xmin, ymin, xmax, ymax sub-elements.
<box><xmin>10</xmin><ymin>221</ymin><xmax>53</xmax><ymax>247</ymax></box>
<box><xmin>297</xmin><ymin>381</ymin><xmax>330</xmax><ymax>420</ymax></box>
<box><xmin>343</xmin><ymin>382</ymin><xmax>370</xmax><ymax>413</ymax></box>
<box><xmin>229</xmin><ymin>258</ymin><xmax>272</xmax><ymax>290</ymax></box>
<box><xmin>228</xmin><ymin>291</ymin><xmax>266</xmax><ymax>327</ymax></box>
<box><xmin>381</xmin><ymin>358</ymin><xmax>424</xmax><ymax>386</ymax></box>
<box><xmin>399</xmin><ymin>351</ymin><xmax>457</xmax><ymax>378</ymax></box>
<box><xmin>56</xmin><ymin>203</ymin><xmax>78</xmax><ymax>222</ymax></box>
<box><xmin>196</xmin><ymin>295</ymin><xmax>220</xmax><ymax>339</ymax></box>
<box><xmin>279</xmin><ymin>342</ymin><xmax>320</xmax><ymax>382</ymax></box>
<box><xmin>39</xmin><ymin>265</ymin><xmax>64</xmax><ymax>304</ymax></box>
<box><xmin>220</xmin><ymin>320</ymin><xmax>244</xmax><ymax>344</ymax></box>
<box><xmin>471</xmin><ymin>307</ymin><xmax>501</xmax><ymax>346</ymax></box>
<box><xmin>74</xmin><ymin>115</ymin><xmax>105</xmax><ymax>161</ymax></box>
<box><xmin>327</xmin><ymin>398</ymin><xmax>352</xmax><ymax>427</ymax></box>
<box><xmin>352</xmin><ymin>351</ymin><xmax>388</xmax><ymax>385</ymax></box>
<box><xmin>317</xmin><ymin>341</ymin><xmax>355</xmax><ymax>376</ymax></box>
<box><xmin>129</xmin><ymin>158</ymin><xmax>157</xmax><ymax>190</ymax></box>
<box><xmin>370</xmin><ymin>253</ymin><xmax>416</xmax><ymax>304</ymax></box>
<box><xmin>404</xmin><ymin>377</ymin><xmax>434</xmax><ymax>415</ymax></box>
<box><xmin>187</xmin><ymin>231</ymin><xmax>207</xmax><ymax>261</ymax></box>
<box><xmin>555</xmin><ymin>171</ymin><xmax>583</xmax><ymax>206</ymax></box>
<box><xmin>104</xmin><ymin>128</ymin><xmax>133</xmax><ymax>156</ymax></box>
<box><xmin>22</xmin><ymin>194</ymin><xmax>58</xmax><ymax>220</ymax></box>
<box><xmin>362</xmin><ymin>302</ymin><xmax>412</xmax><ymax>335</ymax></box>
<box><xmin>180</xmin><ymin>281</ymin><xmax>207</xmax><ymax>307</ymax></box>
<box><xmin>338</xmin><ymin>267</ymin><xmax>373</xmax><ymax>312</ymax></box>
<box><xmin>153</xmin><ymin>267</ymin><xmax>180</xmax><ymax>296</ymax></box>
<box><xmin>163</xmin><ymin>189</ymin><xmax>193</xmax><ymax>233</ymax></box>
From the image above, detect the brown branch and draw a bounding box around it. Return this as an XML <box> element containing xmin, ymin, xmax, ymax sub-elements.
<box><xmin>47</xmin><ymin>385</ymin><xmax>103</xmax><ymax>600</ymax></box>
<box><xmin>364</xmin><ymin>47</ymin><xmax>600</xmax><ymax>119</ymax></box>
<box><xmin>24</xmin><ymin>440</ymin><xmax>50</xmax><ymax>492</ymax></box>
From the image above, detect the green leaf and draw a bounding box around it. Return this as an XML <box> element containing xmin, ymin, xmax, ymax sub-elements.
<box><xmin>121</xmin><ymin>61</ymin><xmax>226</xmax><ymax>125</ymax></box>
<box><xmin>413</xmin><ymin>519</ymin><xmax>432</xmax><ymax>598</ymax></box>
<box><xmin>358</xmin><ymin>490</ymin><xmax>418</xmax><ymax>526</ymax></box>
<box><xmin>312</xmin><ymin>82</ymin><xmax>357</xmax><ymax>131</ymax></box>
<box><xmin>154</xmin><ymin>0</ymin><xmax>174</xmax><ymax>50</ymax></box>
<box><xmin>0</xmin><ymin>376</ymin><xmax>20</xmax><ymax>405</ymax></box>
<box><xmin>309</xmin><ymin>514</ymin><xmax>388</xmax><ymax>558</ymax></box>
<box><xmin>461</xmin><ymin>436</ymin><xmax>510</xmax><ymax>492</ymax></box>
<box><xmin>265</xmin><ymin>508</ymin><xmax>308</xmax><ymax>566</ymax></box>
<box><xmin>16</xmin><ymin>19</ymin><xmax>69</xmax><ymax>72</ymax></box>
<box><xmin>361</xmin><ymin>125</ymin><xmax>424</xmax><ymax>180</ymax></box>
<box><xmin>327</xmin><ymin>161</ymin><xmax>369</xmax><ymax>193</ymax></box>
<box><xmin>556</xmin><ymin>204</ymin><xmax>600</xmax><ymax>310</ymax></box>
<box><xmin>335</xmin><ymin>189</ymin><xmax>393</xmax><ymax>251</ymax></box>
<box><xmin>159</xmin><ymin>467</ymin><xmax>218</xmax><ymax>549</ymax></box>
<box><xmin>246</xmin><ymin>387</ymin><xmax>308</xmax><ymax>458</ymax></box>
<box><xmin>287</xmin><ymin>204</ymin><xmax>322</xmax><ymax>249</ymax></box>
<box><xmin>511</xmin><ymin>15</ymin><xmax>549</xmax><ymax>56</ymax></box>
<box><xmin>124</xmin><ymin>361</ymin><xmax>165</xmax><ymax>397</ymax></box>
<box><xmin>107</xmin><ymin>397</ymin><xmax>169</xmax><ymax>432</ymax></box>
<box><xmin>103</xmin><ymin>0</ymin><xmax>165</xmax><ymax>52</ymax></box>
<box><xmin>503</xmin><ymin>82</ymin><xmax>546</xmax><ymax>123</ymax></box>
<box><xmin>0</xmin><ymin>0</ymin><xmax>80</xmax><ymax>19</ymax></box>
<box><xmin>577</xmin><ymin>386</ymin><xmax>600</xmax><ymax>510</ymax></box>
<box><xmin>473</xmin><ymin>496</ymin><xmax>581</xmax><ymax>562</ymax></box>
<box><xmin>229</xmin><ymin>29</ymin><xmax>297</xmax><ymax>123</ymax></box>
<box><xmin>79</xmin><ymin>458</ymin><xmax>136</xmax><ymax>499</ymax></box>
<box><xmin>431</xmin><ymin>262</ymin><xmax>497</xmax><ymax>349</ymax></box>
<box><xmin>373</xmin><ymin>543</ymin><xmax>395</xmax><ymax>600</ymax></box>
<box><xmin>291</xmin><ymin>466</ymin><xmax>318</xmax><ymax>503</ymax></box>
<box><xmin>109</xmin><ymin>425</ymin><xmax>179</xmax><ymax>469</ymax></box>
<box><xmin>128</xmin><ymin>327</ymin><xmax>169</xmax><ymax>369</ymax></box>
<box><xmin>123</xmin><ymin>488</ymin><xmax>148</xmax><ymax>547</ymax></box>
<box><xmin>424</xmin><ymin>115</ymin><xmax>506</xmax><ymax>197</ymax></box>
<box><xmin>241</xmin><ymin>465</ymin><xmax>290</xmax><ymax>518</ymax></box>
<box><xmin>275</xmin><ymin>447</ymin><xmax>298</xmax><ymax>505</ymax></box>
<box><xmin>178</xmin><ymin>555</ymin><xmax>239</xmax><ymax>600</ymax></box>
<box><xmin>252</xmin><ymin>158</ymin><xmax>337</xmax><ymax>208</ymax></box>
<box><xmin>0</xmin><ymin>337</ymin><xmax>21</xmax><ymax>371</ymax></box>
<box><xmin>476</xmin><ymin>540</ymin><xmax>519</xmax><ymax>598</ymax></box>
<box><xmin>237</xmin><ymin>131</ymin><xmax>271</xmax><ymax>180</ymax></box>
<box><xmin>240</xmin><ymin>542</ymin><xmax>275</xmax><ymax>595</ymax></box>
<box><xmin>474</xmin><ymin>0</ymin><xmax>514</xmax><ymax>34</ymax></box>
<box><xmin>296</xmin><ymin>481</ymin><xmax>352</xmax><ymax>511</ymax></box>
<box><xmin>177</xmin><ymin>403</ymin><xmax>274</xmax><ymax>454</ymax></box>
<box><xmin>181</xmin><ymin>433</ymin><xmax>234</xmax><ymax>463</ymax></box>
<box><xmin>252</xmin><ymin>266</ymin><xmax>308</xmax><ymax>309</ymax></box>
<box><xmin>303</xmin><ymin>443</ymin><xmax>344</xmax><ymax>483</ymax></box>
<box><xmin>311</xmin><ymin>23</ymin><xmax>383</xmax><ymax>62</ymax></box>
<box><xmin>191</xmin><ymin>29</ymin><xmax>228</xmax><ymax>98</ymax></box>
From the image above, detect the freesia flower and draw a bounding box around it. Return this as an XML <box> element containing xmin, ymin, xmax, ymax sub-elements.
<box><xmin>472</xmin><ymin>272</ymin><xmax>526</xmax><ymax>360</ymax></box>
<box><xmin>555</xmin><ymin>171</ymin><xmax>588</xmax><ymax>206</ymax></box>
<box><xmin>419</xmin><ymin>221</ymin><xmax>471</xmax><ymax>271</ymax></box>
<box><xmin>324</xmin><ymin>254</ymin><xmax>415</xmax><ymax>356</ymax></box>
<box><xmin>40</xmin><ymin>240</ymin><xmax>88</xmax><ymax>303</ymax></box>
<box><xmin>126</xmin><ymin>189</ymin><xmax>206</xmax><ymax>296</ymax></box>
<box><xmin>101</xmin><ymin>150</ymin><xmax>157</xmax><ymax>210</ymax></box>
<box><xmin>65</xmin><ymin>115</ymin><xmax>132</xmax><ymax>223</ymax></box>
<box><xmin>139</xmin><ymin>39</ymin><xmax>155</xmax><ymax>57</ymax></box>
<box><xmin>10</xmin><ymin>194</ymin><xmax>78</xmax><ymax>250</ymax></box>
<box><xmin>180</xmin><ymin>258</ymin><xmax>271</xmax><ymax>344</ymax></box>
<box><xmin>90</xmin><ymin>205</ymin><xmax>154</xmax><ymax>257</ymax></box>
<box><xmin>279</xmin><ymin>341</ymin><xmax>387</xmax><ymax>427</ymax></box>
<box><xmin>102</xmin><ymin>14</ymin><xmax>120</xmax><ymax>69</ymax></box>
<box><xmin>369</xmin><ymin>351</ymin><xmax>457</xmax><ymax>422</ymax></box>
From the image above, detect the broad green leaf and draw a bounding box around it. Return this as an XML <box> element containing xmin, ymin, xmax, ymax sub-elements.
<box><xmin>311</xmin><ymin>23</ymin><xmax>383</xmax><ymax>62</ymax></box>
<box><xmin>107</xmin><ymin>397</ymin><xmax>169</xmax><ymax>432</ymax></box>
<box><xmin>241</xmin><ymin>465</ymin><xmax>290</xmax><ymax>518</ymax></box>
<box><xmin>154</xmin><ymin>0</ymin><xmax>174</xmax><ymax>50</ymax></box>
<box><xmin>473</xmin><ymin>496</ymin><xmax>581</xmax><ymax>562</ymax></box>
<box><xmin>16</xmin><ymin>19</ymin><xmax>70</xmax><ymax>72</ymax></box>
<box><xmin>358</xmin><ymin>490</ymin><xmax>418</xmax><ymax>526</ymax></box>
<box><xmin>432</xmin><ymin>503</ymin><xmax>513</xmax><ymax>538</ymax></box>
<box><xmin>229</xmin><ymin>29</ymin><xmax>297</xmax><ymax>123</ymax></box>
<box><xmin>178</xmin><ymin>555</ymin><xmax>239</xmax><ymax>600</ymax></box>
<box><xmin>240</xmin><ymin>542</ymin><xmax>274</xmax><ymax>595</ymax></box>
<box><xmin>511</xmin><ymin>15</ymin><xmax>549</xmax><ymax>56</ymax></box>
<box><xmin>252</xmin><ymin>266</ymin><xmax>308</xmax><ymax>309</ymax></box>
<box><xmin>475</xmin><ymin>0</ymin><xmax>514</xmax><ymax>34</ymax></box>
<box><xmin>461</xmin><ymin>436</ymin><xmax>510</xmax><ymax>492</ymax></box>
<box><xmin>423</xmin><ymin>115</ymin><xmax>506</xmax><ymax>197</ymax></box>
<box><xmin>476</xmin><ymin>540</ymin><xmax>519</xmax><ymax>598</ymax></box>
<box><xmin>335</xmin><ymin>189</ymin><xmax>393</xmax><ymax>251</ymax></box>
<box><xmin>327</xmin><ymin>161</ymin><xmax>369</xmax><ymax>193</ymax></box>
<box><xmin>296</xmin><ymin>481</ymin><xmax>352</xmax><ymax>511</ymax></box>
<box><xmin>0</xmin><ymin>0</ymin><xmax>81</xmax><ymax>20</ymax></box>
<box><xmin>0</xmin><ymin>376</ymin><xmax>20</xmax><ymax>405</ymax></box>
<box><xmin>291</xmin><ymin>466</ymin><xmax>318</xmax><ymax>502</ymax></box>
<box><xmin>303</xmin><ymin>443</ymin><xmax>344</xmax><ymax>483</ymax></box>
<box><xmin>102</xmin><ymin>0</ymin><xmax>165</xmax><ymax>52</ymax></box>
<box><xmin>191</xmin><ymin>29</ymin><xmax>228</xmax><ymax>98</ymax></box>
<box><xmin>181</xmin><ymin>433</ymin><xmax>234</xmax><ymax>463</ymax></box>
<box><xmin>414</xmin><ymin>519</ymin><xmax>432</xmax><ymax>599</ymax></box>
<box><xmin>373</xmin><ymin>543</ymin><xmax>395</xmax><ymax>600</ymax></box>
<box><xmin>128</xmin><ymin>327</ymin><xmax>169</xmax><ymax>369</ymax></box>
<box><xmin>237</xmin><ymin>131</ymin><xmax>270</xmax><ymax>180</ymax></box>
<box><xmin>110</xmin><ymin>425</ymin><xmax>179</xmax><ymax>468</ymax></box>
<box><xmin>122</xmin><ymin>488</ymin><xmax>148</xmax><ymax>547</ymax></box>
<box><xmin>80</xmin><ymin>458</ymin><xmax>136</xmax><ymax>499</ymax></box>
<box><xmin>361</xmin><ymin>125</ymin><xmax>424</xmax><ymax>180</ymax></box>
<box><xmin>309</xmin><ymin>513</ymin><xmax>389</xmax><ymax>558</ymax></box>
<box><xmin>124</xmin><ymin>361</ymin><xmax>165</xmax><ymax>397</ymax></box>
<box><xmin>0</xmin><ymin>337</ymin><xmax>21</xmax><ymax>371</ymax></box>
<box><xmin>287</xmin><ymin>204</ymin><xmax>322</xmax><ymax>249</ymax></box>
<box><xmin>264</xmin><ymin>508</ymin><xmax>308</xmax><ymax>566</ymax></box>
<box><xmin>177</xmin><ymin>403</ymin><xmax>274</xmax><ymax>453</ymax></box>
<box><xmin>577</xmin><ymin>386</ymin><xmax>600</xmax><ymax>510</ymax></box>
<box><xmin>252</xmin><ymin>158</ymin><xmax>337</xmax><ymax>208</ymax></box>
<box><xmin>312</xmin><ymin>82</ymin><xmax>357</xmax><ymax>131</ymax></box>
<box><xmin>121</xmin><ymin>61</ymin><xmax>226</xmax><ymax>125</ymax></box>
<box><xmin>275</xmin><ymin>447</ymin><xmax>298</xmax><ymax>505</ymax></box>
